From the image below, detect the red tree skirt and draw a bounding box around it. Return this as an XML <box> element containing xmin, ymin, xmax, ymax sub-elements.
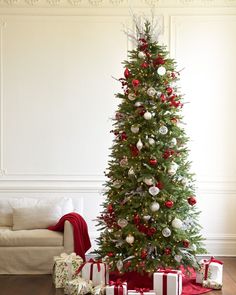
<box><xmin>110</xmin><ymin>267</ymin><xmax>212</xmax><ymax>295</ymax></box>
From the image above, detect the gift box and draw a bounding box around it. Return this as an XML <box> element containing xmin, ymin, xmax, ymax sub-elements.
<box><xmin>106</xmin><ymin>280</ymin><xmax>127</xmax><ymax>295</ymax></box>
<box><xmin>128</xmin><ymin>288</ymin><xmax>156</xmax><ymax>295</ymax></box>
<box><xmin>77</xmin><ymin>259</ymin><xmax>109</xmax><ymax>286</ymax></box>
<box><xmin>196</xmin><ymin>257</ymin><xmax>223</xmax><ymax>289</ymax></box>
<box><xmin>153</xmin><ymin>270</ymin><xmax>182</xmax><ymax>295</ymax></box>
<box><xmin>52</xmin><ymin>252</ymin><xmax>83</xmax><ymax>289</ymax></box>
<box><xmin>92</xmin><ymin>284</ymin><xmax>106</xmax><ymax>295</ymax></box>
<box><xmin>64</xmin><ymin>277</ymin><xmax>93</xmax><ymax>295</ymax></box>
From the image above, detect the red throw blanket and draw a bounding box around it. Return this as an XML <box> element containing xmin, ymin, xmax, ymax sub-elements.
<box><xmin>48</xmin><ymin>212</ymin><xmax>91</xmax><ymax>261</ymax></box>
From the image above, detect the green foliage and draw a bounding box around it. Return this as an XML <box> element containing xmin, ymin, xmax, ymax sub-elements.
<box><xmin>95</xmin><ymin>21</ymin><xmax>206</xmax><ymax>274</ymax></box>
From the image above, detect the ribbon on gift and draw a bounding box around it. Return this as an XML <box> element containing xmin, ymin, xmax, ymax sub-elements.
<box><xmin>134</xmin><ymin>288</ymin><xmax>150</xmax><ymax>295</ymax></box>
<box><xmin>204</xmin><ymin>257</ymin><xmax>223</xmax><ymax>280</ymax></box>
<box><xmin>54</xmin><ymin>252</ymin><xmax>79</xmax><ymax>281</ymax></box>
<box><xmin>109</xmin><ymin>279</ymin><xmax>126</xmax><ymax>295</ymax></box>
<box><xmin>77</xmin><ymin>259</ymin><xmax>107</xmax><ymax>283</ymax></box>
<box><xmin>158</xmin><ymin>269</ymin><xmax>181</xmax><ymax>295</ymax></box>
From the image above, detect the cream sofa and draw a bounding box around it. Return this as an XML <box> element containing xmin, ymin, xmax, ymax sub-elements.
<box><xmin>0</xmin><ymin>197</ymin><xmax>75</xmax><ymax>274</ymax></box>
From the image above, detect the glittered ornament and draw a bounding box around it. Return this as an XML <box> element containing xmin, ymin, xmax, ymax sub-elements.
<box><xmin>188</xmin><ymin>196</ymin><xmax>197</xmax><ymax>206</ymax></box>
<box><xmin>132</xmin><ymin>79</ymin><xmax>140</xmax><ymax>87</ymax></box>
<box><xmin>131</xmin><ymin>125</ymin><xmax>139</xmax><ymax>133</ymax></box>
<box><xmin>147</xmin><ymin>87</ymin><xmax>156</xmax><ymax>97</ymax></box>
<box><xmin>128</xmin><ymin>167</ymin><xmax>135</xmax><ymax>176</ymax></box>
<box><xmin>149</xmin><ymin>158</ymin><xmax>157</xmax><ymax>166</ymax></box>
<box><xmin>138</xmin><ymin>51</ymin><xmax>146</xmax><ymax>59</ymax></box>
<box><xmin>160</xmin><ymin>94</ymin><xmax>166</xmax><ymax>102</ymax></box>
<box><xmin>153</xmin><ymin>56</ymin><xmax>165</xmax><ymax>66</ymax></box>
<box><xmin>136</xmin><ymin>139</ymin><xmax>143</xmax><ymax>151</ymax></box>
<box><xmin>143</xmin><ymin>215</ymin><xmax>151</xmax><ymax>221</ymax></box>
<box><xmin>126</xmin><ymin>234</ymin><xmax>134</xmax><ymax>244</ymax></box>
<box><xmin>107</xmin><ymin>204</ymin><xmax>113</xmax><ymax>213</ymax></box>
<box><xmin>165</xmin><ymin>200</ymin><xmax>174</xmax><ymax>208</ymax></box>
<box><xmin>141</xmin><ymin>62</ymin><xmax>148</xmax><ymax>69</ymax></box>
<box><xmin>162</xmin><ymin>227</ymin><xmax>171</xmax><ymax>237</ymax></box>
<box><xmin>166</xmin><ymin>87</ymin><xmax>173</xmax><ymax>95</ymax></box>
<box><xmin>170</xmin><ymin>138</ymin><xmax>177</xmax><ymax>147</ymax></box>
<box><xmin>130</xmin><ymin>145</ymin><xmax>139</xmax><ymax>157</ymax></box>
<box><xmin>113</xmin><ymin>180</ymin><xmax>122</xmax><ymax>188</ymax></box>
<box><xmin>117</xmin><ymin>218</ymin><xmax>128</xmax><ymax>228</ymax></box>
<box><xmin>120</xmin><ymin>132</ymin><xmax>127</xmax><ymax>141</ymax></box>
<box><xmin>124</xmin><ymin>68</ymin><xmax>131</xmax><ymax>78</ymax></box>
<box><xmin>120</xmin><ymin>157</ymin><xmax>128</xmax><ymax>167</ymax></box>
<box><xmin>157</xmin><ymin>66</ymin><xmax>166</xmax><ymax>76</ymax></box>
<box><xmin>141</xmin><ymin>249</ymin><xmax>148</xmax><ymax>259</ymax></box>
<box><xmin>148</xmin><ymin>138</ymin><xmax>155</xmax><ymax>145</ymax></box>
<box><xmin>116</xmin><ymin>260</ymin><xmax>123</xmax><ymax>271</ymax></box>
<box><xmin>144</xmin><ymin>111</ymin><xmax>152</xmax><ymax>120</ymax></box>
<box><xmin>183</xmin><ymin>240</ymin><xmax>190</xmax><ymax>248</ymax></box>
<box><xmin>137</xmin><ymin>106</ymin><xmax>146</xmax><ymax>116</ymax></box>
<box><xmin>107</xmin><ymin>252</ymin><xmax>114</xmax><ymax>257</ymax></box>
<box><xmin>150</xmin><ymin>202</ymin><xmax>160</xmax><ymax>212</ymax></box>
<box><xmin>133</xmin><ymin>214</ymin><xmax>141</xmax><ymax>225</ymax></box>
<box><xmin>156</xmin><ymin>181</ymin><xmax>164</xmax><ymax>190</ymax></box>
<box><xmin>144</xmin><ymin>178</ymin><xmax>154</xmax><ymax>186</ymax></box>
<box><xmin>128</xmin><ymin>93</ymin><xmax>136</xmax><ymax>101</ymax></box>
<box><xmin>134</xmin><ymin>101</ymin><xmax>142</xmax><ymax>107</ymax></box>
<box><xmin>159</xmin><ymin>125</ymin><xmax>168</xmax><ymax>135</ymax></box>
<box><xmin>164</xmin><ymin>248</ymin><xmax>171</xmax><ymax>255</ymax></box>
<box><xmin>174</xmin><ymin>255</ymin><xmax>182</xmax><ymax>262</ymax></box>
<box><xmin>148</xmin><ymin>186</ymin><xmax>160</xmax><ymax>196</ymax></box>
<box><xmin>171</xmin><ymin>218</ymin><xmax>183</xmax><ymax>229</ymax></box>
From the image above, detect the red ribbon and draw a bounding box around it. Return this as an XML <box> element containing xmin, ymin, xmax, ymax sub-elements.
<box><xmin>109</xmin><ymin>279</ymin><xmax>126</xmax><ymax>295</ymax></box>
<box><xmin>135</xmin><ymin>288</ymin><xmax>150</xmax><ymax>295</ymax></box>
<box><xmin>204</xmin><ymin>257</ymin><xmax>223</xmax><ymax>280</ymax></box>
<box><xmin>158</xmin><ymin>269</ymin><xmax>181</xmax><ymax>295</ymax></box>
<box><xmin>76</xmin><ymin>259</ymin><xmax>106</xmax><ymax>282</ymax></box>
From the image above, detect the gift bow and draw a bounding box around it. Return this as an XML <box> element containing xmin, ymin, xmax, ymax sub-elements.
<box><xmin>135</xmin><ymin>288</ymin><xmax>150</xmax><ymax>295</ymax></box>
<box><xmin>54</xmin><ymin>252</ymin><xmax>77</xmax><ymax>262</ymax></box>
<box><xmin>77</xmin><ymin>258</ymin><xmax>102</xmax><ymax>274</ymax></box>
<box><xmin>109</xmin><ymin>279</ymin><xmax>126</xmax><ymax>286</ymax></box>
<box><xmin>158</xmin><ymin>269</ymin><xmax>181</xmax><ymax>295</ymax></box>
<box><xmin>204</xmin><ymin>257</ymin><xmax>223</xmax><ymax>280</ymax></box>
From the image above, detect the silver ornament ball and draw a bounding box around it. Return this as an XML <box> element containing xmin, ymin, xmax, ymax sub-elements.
<box><xmin>162</xmin><ymin>227</ymin><xmax>171</xmax><ymax>237</ymax></box>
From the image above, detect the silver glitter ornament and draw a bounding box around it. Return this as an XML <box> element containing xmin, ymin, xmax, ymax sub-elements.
<box><xmin>162</xmin><ymin>227</ymin><xmax>171</xmax><ymax>237</ymax></box>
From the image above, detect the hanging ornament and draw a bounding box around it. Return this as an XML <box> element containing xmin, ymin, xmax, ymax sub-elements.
<box><xmin>128</xmin><ymin>93</ymin><xmax>136</xmax><ymax>101</ymax></box>
<box><xmin>144</xmin><ymin>178</ymin><xmax>154</xmax><ymax>186</ymax></box>
<box><xmin>144</xmin><ymin>111</ymin><xmax>152</xmax><ymax>120</ymax></box>
<box><xmin>134</xmin><ymin>101</ymin><xmax>142</xmax><ymax>107</ymax></box>
<box><xmin>136</xmin><ymin>139</ymin><xmax>143</xmax><ymax>151</ymax></box>
<box><xmin>147</xmin><ymin>87</ymin><xmax>156</xmax><ymax>97</ymax></box>
<box><xmin>117</xmin><ymin>219</ymin><xmax>128</xmax><ymax>228</ymax></box>
<box><xmin>165</xmin><ymin>200</ymin><xmax>174</xmax><ymax>208</ymax></box>
<box><xmin>149</xmin><ymin>158</ymin><xmax>157</xmax><ymax>166</ymax></box>
<box><xmin>107</xmin><ymin>204</ymin><xmax>113</xmax><ymax>213</ymax></box>
<box><xmin>148</xmin><ymin>138</ymin><xmax>155</xmax><ymax>145</ymax></box>
<box><xmin>143</xmin><ymin>215</ymin><xmax>151</xmax><ymax>221</ymax></box>
<box><xmin>124</xmin><ymin>261</ymin><xmax>131</xmax><ymax>269</ymax></box>
<box><xmin>160</xmin><ymin>93</ymin><xmax>166</xmax><ymax>102</ymax></box>
<box><xmin>168</xmin><ymin>162</ymin><xmax>179</xmax><ymax>176</ymax></box>
<box><xmin>126</xmin><ymin>234</ymin><xmax>134</xmax><ymax>244</ymax></box>
<box><xmin>156</xmin><ymin>181</ymin><xmax>164</xmax><ymax>190</ymax></box>
<box><xmin>113</xmin><ymin>180</ymin><xmax>122</xmax><ymax>188</ymax></box>
<box><xmin>188</xmin><ymin>196</ymin><xmax>197</xmax><ymax>206</ymax></box>
<box><xmin>150</xmin><ymin>202</ymin><xmax>160</xmax><ymax>212</ymax></box>
<box><xmin>124</xmin><ymin>68</ymin><xmax>131</xmax><ymax>79</ymax></box>
<box><xmin>115</xmin><ymin>112</ymin><xmax>125</xmax><ymax>121</ymax></box>
<box><xmin>183</xmin><ymin>240</ymin><xmax>190</xmax><ymax>248</ymax></box>
<box><xmin>153</xmin><ymin>56</ymin><xmax>165</xmax><ymax>66</ymax></box>
<box><xmin>137</xmin><ymin>106</ymin><xmax>146</xmax><ymax>116</ymax></box>
<box><xmin>166</xmin><ymin>87</ymin><xmax>173</xmax><ymax>95</ymax></box>
<box><xmin>116</xmin><ymin>260</ymin><xmax>123</xmax><ymax>271</ymax></box>
<box><xmin>120</xmin><ymin>157</ymin><xmax>128</xmax><ymax>167</ymax></box>
<box><xmin>171</xmin><ymin>218</ymin><xmax>183</xmax><ymax>229</ymax></box>
<box><xmin>159</xmin><ymin>125</ymin><xmax>168</xmax><ymax>135</ymax></box>
<box><xmin>132</xmin><ymin>79</ymin><xmax>140</xmax><ymax>87</ymax></box>
<box><xmin>164</xmin><ymin>248</ymin><xmax>171</xmax><ymax>255</ymax></box>
<box><xmin>148</xmin><ymin>186</ymin><xmax>160</xmax><ymax>196</ymax></box>
<box><xmin>128</xmin><ymin>167</ymin><xmax>135</xmax><ymax>176</ymax></box>
<box><xmin>157</xmin><ymin>66</ymin><xmax>166</xmax><ymax>76</ymax></box>
<box><xmin>141</xmin><ymin>249</ymin><xmax>148</xmax><ymax>259</ymax></box>
<box><xmin>138</xmin><ymin>51</ymin><xmax>146</xmax><ymax>59</ymax></box>
<box><xmin>131</xmin><ymin>125</ymin><xmax>139</xmax><ymax>134</ymax></box>
<box><xmin>141</xmin><ymin>62</ymin><xmax>148</xmax><ymax>69</ymax></box>
<box><xmin>174</xmin><ymin>255</ymin><xmax>182</xmax><ymax>262</ymax></box>
<box><xmin>170</xmin><ymin>138</ymin><xmax>177</xmax><ymax>147</ymax></box>
<box><xmin>130</xmin><ymin>145</ymin><xmax>139</xmax><ymax>157</ymax></box>
<box><xmin>120</xmin><ymin>132</ymin><xmax>127</xmax><ymax>141</ymax></box>
<box><xmin>107</xmin><ymin>252</ymin><xmax>114</xmax><ymax>257</ymax></box>
<box><xmin>162</xmin><ymin>227</ymin><xmax>171</xmax><ymax>237</ymax></box>
<box><xmin>133</xmin><ymin>214</ymin><xmax>141</xmax><ymax>225</ymax></box>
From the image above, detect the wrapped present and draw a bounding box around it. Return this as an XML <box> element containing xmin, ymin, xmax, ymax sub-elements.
<box><xmin>128</xmin><ymin>288</ymin><xmax>156</xmax><ymax>295</ymax></box>
<box><xmin>53</xmin><ymin>252</ymin><xmax>83</xmax><ymax>288</ymax></box>
<box><xmin>64</xmin><ymin>277</ymin><xmax>93</xmax><ymax>295</ymax></box>
<box><xmin>196</xmin><ymin>257</ymin><xmax>223</xmax><ymax>289</ymax></box>
<box><xmin>106</xmin><ymin>279</ymin><xmax>127</xmax><ymax>295</ymax></box>
<box><xmin>77</xmin><ymin>259</ymin><xmax>109</xmax><ymax>286</ymax></box>
<box><xmin>92</xmin><ymin>284</ymin><xmax>106</xmax><ymax>295</ymax></box>
<box><xmin>153</xmin><ymin>270</ymin><xmax>182</xmax><ymax>295</ymax></box>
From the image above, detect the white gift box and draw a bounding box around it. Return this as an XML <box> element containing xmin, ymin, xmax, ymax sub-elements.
<box><xmin>106</xmin><ymin>282</ymin><xmax>127</xmax><ymax>295</ymax></box>
<box><xmin>128</xmin><ymin>289</ymin><xmax>156</xmax><ymax>295</ymax></box>
<box><xmin>153</xmin><ymin>270</ymin><xmax>182</xmax><ymax>295</ymax></box>
<box><xmin>78</xmin><ymin>259</ymin><xmax>109</xmax><ymax>286</ymax></box>
<box><xmin>196</xmin><ymin>257</ymin><xmax>223</xmax><ymax>287</ymax></box>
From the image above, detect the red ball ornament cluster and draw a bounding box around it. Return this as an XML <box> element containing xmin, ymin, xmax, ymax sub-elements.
<box><xmin>188</xmin><ymin>196</ymin><xmax>197</xmax><ymax>206</ymax></box>
<box><xmin>183</xmin><ymin>240</ymin><xmax>190</xmax><ymax>248</ymax></box>
<box><xmin>149</xmin><ymin>158</ymin><xmax>157</xmax><ymax>166</ymax></box>
<box><xmin>165</xmin><ymin>200</ymin><xmax>174</xmax><ymax>208</ymax></box>
<box><xmin>132</xmin><ymin>79</ymin><xmax>140</xmax><ymax>88</ymax></box>
<box><xmin>124</xmin><ymin>68</ymin><xmax>131</xmax><ymax>79</ymax></box>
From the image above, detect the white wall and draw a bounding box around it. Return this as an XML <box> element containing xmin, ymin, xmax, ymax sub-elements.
<box><xmin>0</xmin><ymin>0</ymin><xmax>236</xmax><ymax>255</ymax></box>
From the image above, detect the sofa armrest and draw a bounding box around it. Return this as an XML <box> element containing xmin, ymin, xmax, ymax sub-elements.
<box><xmin>64</xmin><ymin>220</ymin><xmax>74</xmax><ymax>253</ymax></box>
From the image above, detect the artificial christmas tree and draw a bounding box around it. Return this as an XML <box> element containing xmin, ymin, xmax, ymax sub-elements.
<box><xmin>95</xmin><ymin>20</ymin><xmax>206</xmax><ymax>274</ymax></box>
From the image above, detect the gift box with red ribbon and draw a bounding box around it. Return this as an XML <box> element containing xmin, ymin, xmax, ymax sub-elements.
<box><xmin>106</xmin><ymin>279</ymin><xmax>127</xmax><ymax>295</ymax></box>
<box><xmin>196</xmin><ymin>257</ymin><xmax>223</xmax><ymax>289</ymax></box>
<box><xmin>153</xmin><ymin>269</ymin><xmax>182</xmax><ymax>295</ymax></box>
<box><xmin>128</xmin><ymin>288</ymin><xmax>156</xmax><ymax>295</ymax></box>
<box><xmin>77</xmin><ymin>258</ymin><xmax>109</xmax><ymax>286</ymax></box>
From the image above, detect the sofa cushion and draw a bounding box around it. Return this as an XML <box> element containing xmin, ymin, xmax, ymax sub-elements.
<box><xmin>0</xmin><ymin>226</ymin><xmax>63</xmax><ymax>246</ymax></box>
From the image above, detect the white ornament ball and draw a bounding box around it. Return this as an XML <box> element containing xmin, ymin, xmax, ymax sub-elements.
<box><xmin>128</xmin><ymin>167</ymin><xmax>135</xmax><ymax>176</ymax></box>
<box><xmin>174</xmin><ymin>255</ymin><xmax>182</xmax><ymax>262</ymax></box>
<box><xmin>138</xmin><ymin>51</ymin><xmax>146</xmax><ymax>59</ymax></box>
<box><xmin>144</xmin><ymin>178</ymin><xmax>154</xmax><ymax>186</ymax></box>
<box><xmin>117</xmin><ymin>219</ymin><xmax>128</xmax><ymax>228</ymax></box>
<box><xmin>150</xmin><ymin>202</ymin><xmax>160</xmax><ymax>212</ymax></box>
<box><xmin>148</xmin><ymin>138</ymin><xmax>155</xmax><ymax>145</ymax></box>
<box><xmin>148</xmin><ymin>186</ymin><xmax>160</xmax><ymax>196</ymax></box>
<box><xmin>113</xmin><ymin>180</ymin><xmax>122</xmax><ymax>188</ymax></box>
<box><xmin>144</xmin><ymin>111</ymin><xmax>152</xmax><ymax>120</ymax></box>
<box><xmin>170</xmin><ymin>138</ymin><xmax>177</xmax><ymax>147</ymax></box>
<box><xmin>116</xmin><ymin>260</ymin><xmax>123</xmax><ymax>271</ymax></box>
<box><xmin>128</xmin><ymin>93</ymin><xmax>136</xmax><ymax>101</ymax></box>
<box><xmin>147</xmin><ymin>87</ymin><xmax>156</xmax><ymax>97</ymax></box>
<box><xmin>136</xmin><ymin>139</ymin><xmax>143</xmax><ymax>151</ymax></box>
<box><xmin>157</xmin><ymin>66</ymin><xmax>166</xmax><ymax>76</ymax></box>
<box><xmin>159</xmin><ymin>125</ymin><xmax>168</xmax><ymax>135</ymax></box>
<box><xmin>143</xmin><ymin>215</ymin><xmax>151</xmax><ymax>221</ymax></box>
<box><xmin>171</xmin><ymin>218</ymin><xmax>183</xmax><ymax>229</ymax></box>
<box><xmin>126</xmin><ymin>234</ymin><xmax>134</xmax><ymax>244</ymax></box>
<box><xmin>162</xmin><ymin>227</ymin><xmax>171</xmax><ymax>237</ymax></box>
<box><xmin>131</xmin><ymin>125</ymin><xmax>139</xmax><ymax>134</ymax></box>
<box><xmin>134</xmin><ymin>101</ymin><xmax>142</xmax><ymax>107</ymax></box>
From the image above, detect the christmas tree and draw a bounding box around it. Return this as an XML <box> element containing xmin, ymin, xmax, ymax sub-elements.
<box><xmin>95</xmin><ymin>20</ymin><xmax>206</xmax><ymax>273</ymax></box>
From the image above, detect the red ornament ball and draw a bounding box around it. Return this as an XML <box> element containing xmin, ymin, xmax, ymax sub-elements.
<box><xmin>165</xmin><ymin>200</ymin><xmax>174</xmax><ymax>208</ymax></box>
<box><xmin>153</xmin><ymin>56</ymin><xmax>165</xmax><ymax>66</ymax></box>
<box><xmin>188</xmin><ymin>196</ymin><xmax>197</xmax><ymax>206</ymax></box>
<box><xmin>133</xmin><ymin>214</ymin><xmax>141</xmax><ymax>225</ymax></box>
<box><xmin>141</xmin><ymin>249</ymin><xmax>148</xmax><ymax>259</ymax></box>
<box><xmin>130</xmin><ymin>145</ymin><xmax>139</xmax><ymax>157</ymax></box>
<box><xmin>132</xmin><ymin>79</ymin><xmax>140</xmax><ymax>87</ymax></box>
<box><xmin>120</xmin><ymin>132</ymin><xmax>127</xmax><ymax>141</ymax></box>
<box><xmin>156</xmin><ymin>181</ymin><xmax>164</xmax><ymax>190</ymax></box>
<box><xmin>107</xmin><ymin>204</ymin><xmax>113</xmax><ymax>213</ymax></box>
<box><xmin>137</xmin><ymin>106</ymin><xmax>146</xmax><ymax>116</ymax></box>
<box><xmin>164</xmin><ymin>248</ymin><xmax>172</xmax><ymax>255</ymax></box>
<box><xmin>149</xmin><ymin>158</ymin><xmax>157</xmax><ymax>166</ymax></box>
<box><xmin>166</xmin><ymin>87</ymin><xmax>173</xmax><ymax>95</ymax></box>
<box><xmin>160</xmin><ymin>94</ymin><xmax>166</xmax><ymax>102</ymax></box>
<box><xmin>183</xmin><ymin>240</ymin><xmax>190</xmax><ymax>248</ymax></box>
<box><xmin>141</xmin><ymin>62</ymin><xmax>149</xmax><ymax>69</ymax></box>
<box><xmin>124</xmin><ymin>68</ymin><xmax>131</xmax><ymax>79</ymax></box>
<box><xmin>124</xmin><ymin>261</ymin><xmax>131</xmax><ymax>269</ymax></box>
<box><xmin>107</xmin><ymin>252</ymin><xmax>114</xmax><ymax>257</ymax></box>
